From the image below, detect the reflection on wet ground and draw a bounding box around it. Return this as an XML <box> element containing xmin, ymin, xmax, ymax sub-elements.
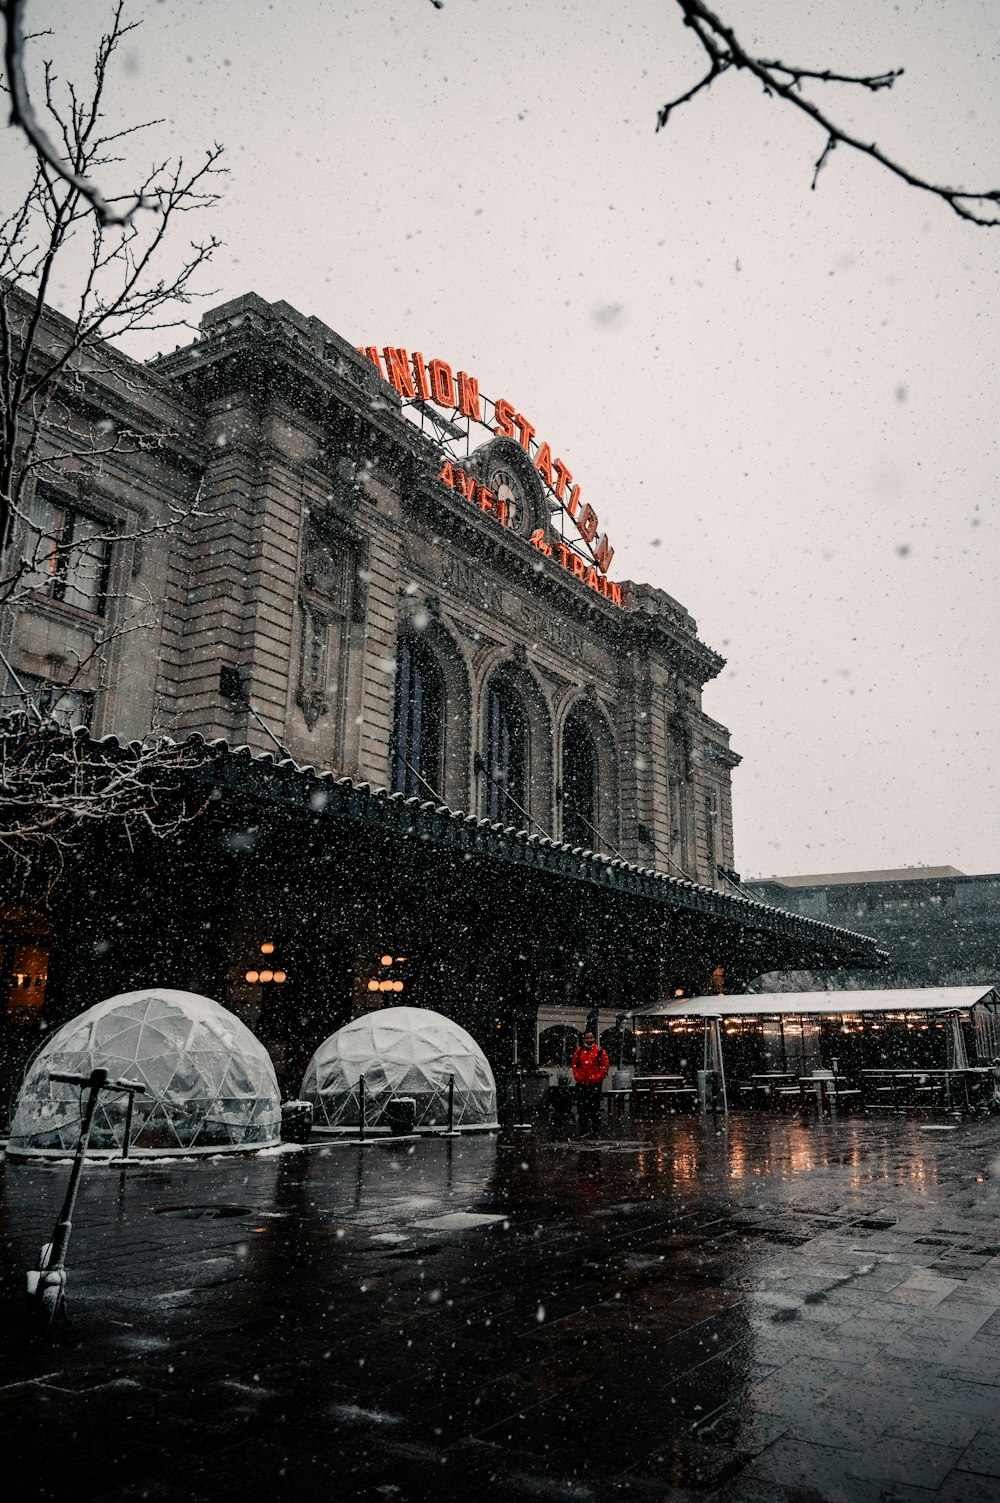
<box><xmin>3</xmin><ymin>1114</ymin><xmax>1000</xmax><ymax>1501</ymax></box>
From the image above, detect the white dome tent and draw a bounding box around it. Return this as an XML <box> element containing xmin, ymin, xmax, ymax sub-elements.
<box><xmin>302</xmin><ymin>1006</ymin><xmax>498</xmax><ymax>1132</ymax></box>
<box><xmin>9</xmin><ymin>988</ymin><xmax>281</xmax><ymax>1155</ymax></box>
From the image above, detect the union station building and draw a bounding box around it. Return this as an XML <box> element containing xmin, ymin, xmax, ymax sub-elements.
<box><xmin>0</xmin><ymin>293</ymin><xmax>881</xmax><ymax>1113</ymax></box>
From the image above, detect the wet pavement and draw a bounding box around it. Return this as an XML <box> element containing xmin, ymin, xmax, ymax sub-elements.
<box><xmin>3</xmin><ymin>1113</ymin><xmax>1000</xmax><ymax>1502</ymax></box>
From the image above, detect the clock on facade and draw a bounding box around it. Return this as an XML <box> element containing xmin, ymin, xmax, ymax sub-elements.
<box><xmin>488</xmin><ymin>467</ymin><xmax>525</xmax><ymax>534</ymax></box>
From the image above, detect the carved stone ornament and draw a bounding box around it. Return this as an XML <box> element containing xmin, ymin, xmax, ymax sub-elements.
<box><xmin>296</xmin><ymin>602</ymin><xmax>331</xmax><ymax>730</ymax></box>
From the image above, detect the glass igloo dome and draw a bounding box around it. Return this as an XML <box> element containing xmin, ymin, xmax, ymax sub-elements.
<box><xmin>302</xmin><ymin>1006</ymin><xmax>497</xmax><ymax>1131</ymax></box>
<box><xmin>9</xmin><ymin>988</ymin><xmax>281</xmax><ymax>1155</ymax></box>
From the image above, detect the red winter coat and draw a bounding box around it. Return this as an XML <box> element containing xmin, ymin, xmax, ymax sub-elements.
<box><xmin>571</xmin><ymin>1044</ymin><xmax>610</xmax><ymax>1086</ymax></box>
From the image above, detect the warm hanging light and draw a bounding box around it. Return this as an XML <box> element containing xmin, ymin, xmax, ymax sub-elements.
<box><xmin>391</xmin><ymin>980</ymin><xmax>404</xmax><ymax>992</ymax></box>
<box><xmin>379</xmin><ymin>979</ymin><xmax>393</xmax><ymax>991</ymax></box>
<box><xmin>395</xmin><ymin>956</ymin><xmax>406</xmax><ymax>964</ymax></box>
<box><xmin>259</xmin><ymin>970</ymin><xmax>274</xmax><ymax>983</ymax></box>
<box><xmin>260</xmin><ymin>942</ymin><xmax>275</xmax><ymax>955</ymax></box>
<box><xmin>246</xmin><ymin>970</ymin><xmax>260</xmax><ymax>984</ymax></box>
<box><xmin>367</xmin><ymin>980</ymin><xmax>380</xmax><ymax>992</ymax></box>
<box><xmin>273</xmin><ymin>971</ymin><xmax>286</xmax><ymax>984</ymax></box>
<box><xmin>380</xmin><ymin>954</ymin><xmax>393</xmax><ymax>967</ymax></box>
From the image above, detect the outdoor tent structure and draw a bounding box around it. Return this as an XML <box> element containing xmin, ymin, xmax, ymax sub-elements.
<box><xmin>302</xmin><ymin>1006</ymin><xmax>498</xmax><ymax>1131</ymax></box>
<box><xmin>630</xmin><ymin>986</ymin><xmax>1000</xmax><ymax>1086</ymax></box>
<box><xmin>8</xmin><ymin>988</ymin><xmax>281</xmax><ymax>1155</ymax></box>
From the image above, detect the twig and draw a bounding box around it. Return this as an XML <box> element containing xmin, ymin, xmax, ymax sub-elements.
<box><xmin>659</xmin><ymin>0</ymin><xmax>1000</xmax><ymax>227</ymax></box>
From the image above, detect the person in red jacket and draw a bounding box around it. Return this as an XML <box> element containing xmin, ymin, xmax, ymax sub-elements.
<box><xmin>571</xmin><ymin>1030</ymin><xmax>609</xmax><ymax>1137</ymax></box>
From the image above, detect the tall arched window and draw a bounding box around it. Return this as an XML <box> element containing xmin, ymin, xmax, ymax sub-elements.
<box><xmin>391</xmin><ymin>638</ymin><xmax>442</xmax><ymax>799</ymax></box>
<box><xmin>481</xmin><ymin>678</ymin><xmax>525</xmax><ymax>824</ymax></box>
<box><xmin>561</xmin><ymin>716</ymin><xmax>597</xmax><ymax>848</ymax></box>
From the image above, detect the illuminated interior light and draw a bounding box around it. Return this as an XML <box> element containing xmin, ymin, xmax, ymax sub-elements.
<box><xmin>273</xmin><ymin>971</ymin><xmax>286</xmax><ymax>984</ymax></box>
<box><xmin>395</xmin><ymin>957</ymin><xmax>406</xmax><ymax>963</ymax></box>
<box><xmin>260</xmin><ymin>942</ymin><xmax>275</xmax><ymax>955</ymax></box>
<box><xmin>391</xmin><ymin>980</ymin><xmax>404</xmax><ymax>992</ymax></box>
<box><xmin>259</xmin><ymin>970</ymin><xmax>274</xmax><ymax>983</ymax></box>
<box><xmin>245</xmin><ymin>970</ymin><xmax>259</xmax><ymax>984</ymax></box>
<box><xmin>367</xmin><ymin>980</ymin><xmax>380</xmax><ymax>992</ymax></box>
<box><xmin>380</xmin><ymin>954</ymin><xmax>393</xmax><ymax>967</ymax></box>
<box><xmin>379</xmin><ymin>979</ymin><xmax>393</xmax><ymax>991</ymax></box>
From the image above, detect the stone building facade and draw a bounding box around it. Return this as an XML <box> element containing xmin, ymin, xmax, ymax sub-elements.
<box><xmin>0</xmin><ymin>292</ymin><xmax>885</xmax><ymax>1113</ymax></box>
<box><xmin>5</xmin><ymin>291</ymin><xmax>739</xmax><ymax>886</ymax></box>
<box><xmin>746</xmin><ymin>867</ymin><xmax>1000</xmax><ymax>991</ymax></box>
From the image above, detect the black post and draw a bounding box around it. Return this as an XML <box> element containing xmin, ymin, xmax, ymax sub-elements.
<box><xmin>47</xmin><ymin>1068</ymin><xmax>108</xmax><ymax>1273</ymax></box>
<box><xmin>447</xmin><ymin>1073</ymin><xmax>455</xmax><ymax>1132</ymax></box>
<box><xmin>121</xmin><ymin>1089</ymin><xmax>137</xmax><ymax>1162</ymax></box>
<box><xmin>359</xmin><ymin>1074</ymin><xmax>367</xmax><ymax>1142</ymax></box>
<box><xmin>515</xmin><ymin>1070</ymin><xmax>525</xmax><ymax>1123</ymax></box>
<box><xmin>29</xmin><ymin>1067</ymin><xmax>145</xmax><ymax>1330</ymax></box>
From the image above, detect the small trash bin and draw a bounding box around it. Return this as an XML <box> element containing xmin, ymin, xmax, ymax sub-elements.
<box><xmin>385</xmin><ymin>1097</ymin><xmax>417</xmax><ymax>1135</ymax></box>
<box><xmin>280</xmin><ymin>1100</ymin><xmax>313</xmax><ymax>1143</ymax></box>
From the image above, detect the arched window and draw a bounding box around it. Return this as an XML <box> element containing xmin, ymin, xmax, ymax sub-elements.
<box><xmin>391</xmin><ymin>638</ymin><xmax>442</xmax><ymax>799</ymax></box>
<box><xmin>561</xmin><ymin>716</ymin><xmax>597</xmax><ymax>848</ymax></box>
<box><xmin>481</xmin><ymin>677</ymin><xmax>525</xmax><ymax>824</ymax></box>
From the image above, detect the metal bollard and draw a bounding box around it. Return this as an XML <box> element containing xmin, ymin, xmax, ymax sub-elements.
<box><xmin>447</xmin><ymin>1073</ymin><xmax>455</xmax><ymax>1131</ymax></box>
<box><xmin>359</xmin><ymin>1074</ymin><xmax>367</xmax><ymax>1142</ymax></box>
<box><xmin>27</xmin><ymin>1067</ymin><xmax>145</xmax><ymax>1331</ymax></box>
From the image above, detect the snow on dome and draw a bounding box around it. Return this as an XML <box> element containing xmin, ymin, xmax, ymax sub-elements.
<box><xmin>9</xmin><ymin>988</ymin><xmax>280</xmax><ymax>1155</ymax></box>
<box><xmin>302</xmin><ymin>1006</ymin><xmax>497</xmax><ymax>1131</ymax></box>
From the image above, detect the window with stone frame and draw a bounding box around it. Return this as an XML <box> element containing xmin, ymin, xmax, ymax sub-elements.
<box><xmin>481</xmin><ymin>677</ymin><xmax>526</xmax><ymax>826</ymax></box>
<box><xmin>22</xmin><ymin>490</ymin><xmax>113</xmax><ymax>616</ymax></box>
<box><xmin>8</xmin><ymin>670</ymin><xmax>93</xmax><ymax>730</ymax></box>
<box><xmin>391</xmin><ymin>636</ymin><xmax>443</xmax><ymax>801</ymax></box>
<box><xmin>561</xmin><ymin>715</ymin><xmax>597</xmax><ymax>849</ymax></box>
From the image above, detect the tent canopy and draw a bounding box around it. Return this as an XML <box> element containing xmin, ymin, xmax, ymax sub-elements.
<box><xmin>631</xmin><ymin>985</ymin><xmax>999</xmax><ymax>1020</ymax></box>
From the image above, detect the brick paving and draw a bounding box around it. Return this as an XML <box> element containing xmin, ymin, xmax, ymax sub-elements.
<box><xmin>3</xmin><ymin>1113</ymin><xmax>1000</xmax><ymax>1501</ymax></box>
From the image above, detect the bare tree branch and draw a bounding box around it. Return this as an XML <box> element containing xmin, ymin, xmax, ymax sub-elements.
<box><xmin>660</xmin><ymin>0</ymin><xmax>1000</xmax><ymax>227</ymax></box>
<box><xmin>0</xmin><ymin>3</ymin><xmax>224</xmax><ymax>874</ymax></box>
<box><xmin>0</xmin><ymin>717</ymin><xmax>212</xmax><ymax>891</ymax></box>
<box><xmin>3</xmin><ymin>0</ymin><xmax>154</xmax><ymax>227</ymax></box>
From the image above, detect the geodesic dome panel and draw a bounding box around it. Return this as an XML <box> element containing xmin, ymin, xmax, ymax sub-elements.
<box><xmin>302</xmin><ymin>1006</ymin><xmax>497</xmax><ymax>1130</ymax></box>
<box><xmin>9</xmin><ymin>989</ymin><xmax>280</xmax><ymax>1154</ymax></box>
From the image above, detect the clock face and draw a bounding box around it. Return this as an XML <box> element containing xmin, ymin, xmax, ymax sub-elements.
<box><xmin>489</xmin><ymin>468</ymin><xmax>523</xmax><ymax>533</ymax></box>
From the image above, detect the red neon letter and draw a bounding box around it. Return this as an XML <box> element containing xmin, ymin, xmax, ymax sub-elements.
<box><xmin>534</xmin><ymin>442</ymin><xmax>554</xmax><ymax>487</ymax></box>
<box><xmin>556</xmin><ymin>543</ymin><xmax>571</xmax><ymax>571</ymax></box>
<box><xmin>382</xmin><ymin>348</ymin><xmax>415</xmax><ymax>397</ymax></box>
<box><xmin>438</xmin><ymin>461</ymin><xmax>456</xmax><ymax>488</ymax></box>
<box><xmin>360</xmin><ymin>346</ymin><xmax>384</xmax><ymax>376</ymax></box>
<box><xmin>428</xmin><ymin>359</ymin><xmax>455</xmax><ymax>408</ymax></box>
<box><xmin>611</xmin><ymin>583</ymin><xmax>623</xmax><ymax>607</ymax></box>
<box><xmin>493</xmin><ymin>398</ymin><xmax>516</xmax><ymax>439</ymax></box>
<box><xmin>593</xmin><ymin>534</ymin><xmax>614</xmax><ymax>574</ymax></box>
<box><xmin>457</xmin><ymin>371</ymin><xmax>481</xmax><ymax>422</ymax></box>
<box><xmin>578</xmin><ymin>504</ymin><xmax>598</xmax><ymax>545</ymax></box>
<box><xmin>514</xmin><ymin>413</ymin><xmax>535</xmax><ymax>453</ymax></box>
<box><xmin>411</xmin><ymin>351</ymin><xmax>431</xmax><ymax>400</ymax></box>
<box><xmin>566</xmin><ymin>485</ymin><xmax>582</xmax><ymax>520</ymax></box>
<box><xmin>571</xmin><ymin>554</ymin><xmax>586</xmax><ymax>580</ymax></box>
<box><xmin>456</xmin><ymin>470</ymin><xmax>477</xmax><ymax>500</ymax></box>
<box><xmin>530</xmin><ymin>528</ymin><xmax>546</xmax><ymax>548</ymax></box>
<box><xmin>479</xmin><ymin>491</ymin><xmax>495</xmax><ymax>515</ymax></box>
<box><xmin>553</xmin><ymin>458</ymin><xmax>573</xmax><ymax>500</ymax></box>
<box><xmin>586</xmin><ymin>567</ymin><xmax>601</xmax><ymax>592</ymax></box>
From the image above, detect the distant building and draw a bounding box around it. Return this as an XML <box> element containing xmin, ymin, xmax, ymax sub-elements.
<box><xmin>744</xmin><ymin>867</ymin><xmax>1000</xmax><ymax>991</ymax></box>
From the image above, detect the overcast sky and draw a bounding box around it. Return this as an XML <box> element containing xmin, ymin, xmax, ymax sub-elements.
<box><xmin>9</xmin><ymin>0</ymin><xmax>1000</xmax><ymax>880</ymax></box>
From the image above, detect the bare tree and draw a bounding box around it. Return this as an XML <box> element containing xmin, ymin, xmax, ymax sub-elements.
<box><xmin>661</xmin><ymin>0</ymin><xmax>1000</xmax><ymax>226</ymax></box>
<box><xmin>0</xmin><ymin>717</ymin><xmax>211</xmax><ymax>890</ymax></box>
<box><xmin>0</xmin><ymin>0</ymin><xmax>222</xmax><ymax>879</ymax></box>
<box><xmin>0</xmin><ymin>0</ymin><xmax>224</xmax><ymax>559</ymax></box>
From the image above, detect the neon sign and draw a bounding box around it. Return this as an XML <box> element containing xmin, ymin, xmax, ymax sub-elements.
<box><xmin>359</xmin><ymin>345</ymin><xmax>627</xmax><ymax>608</ymax></box>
